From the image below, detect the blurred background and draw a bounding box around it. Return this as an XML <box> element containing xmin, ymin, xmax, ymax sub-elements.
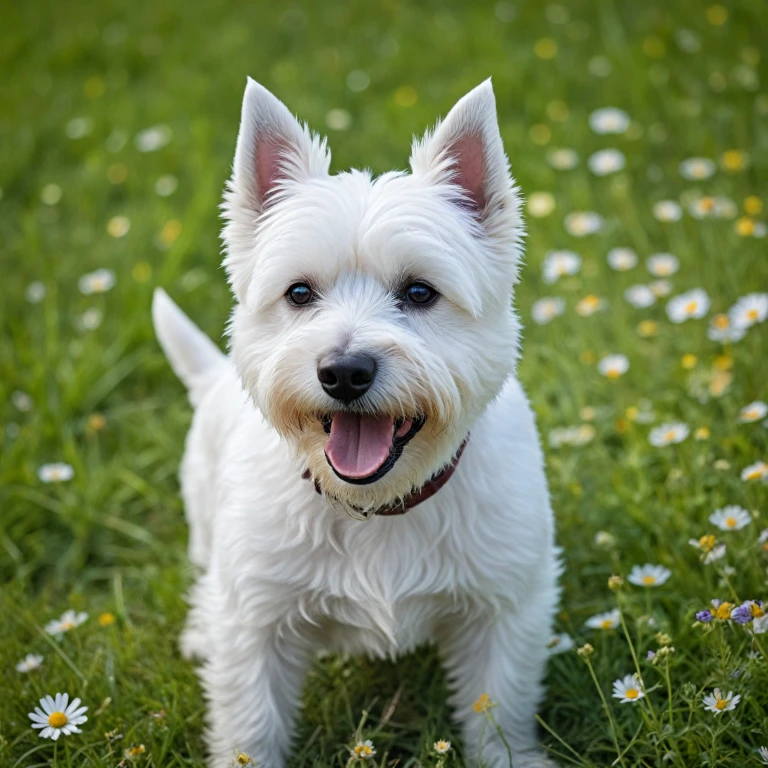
<box><xmin>1</xmin><ymin>1</ymin><xmax>767</xmax><ymax>766</ymax></box>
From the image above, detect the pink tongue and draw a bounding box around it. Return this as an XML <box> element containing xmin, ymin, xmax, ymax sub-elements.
<box><xmin>325</xmin><ymin>412</ymin><xmax>394</xmax><ymax>479</ymax></box>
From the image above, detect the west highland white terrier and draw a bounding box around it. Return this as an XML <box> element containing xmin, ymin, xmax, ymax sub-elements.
<box><xmin>152</xmin><ymin>78</ymin><xmax>559</xmax><ymax>768</ymax></box>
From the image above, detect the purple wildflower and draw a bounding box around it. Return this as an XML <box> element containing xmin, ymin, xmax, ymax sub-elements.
<box><xmin>696</xmin><ymin>610</ymin><xmax>714</xmax><ymax>623</ymax></box>
<box><xmin>647</xmin><ymin>650</ymin><xmax>656</xmax><ymax>660</ymax></box>
<box><xmin>731</xmin><ymin>603</ymin><xmax>754</xmax><ymax>625</ymax></box>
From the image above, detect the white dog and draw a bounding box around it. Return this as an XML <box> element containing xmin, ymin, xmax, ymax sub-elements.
<box><xmin>152</xmin><ymin>78</ymin><xmax>559</xmax><ymax>768</ymax></box>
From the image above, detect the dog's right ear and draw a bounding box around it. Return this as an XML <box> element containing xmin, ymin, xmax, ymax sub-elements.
<box><xmin>223</xmin><ymin>79</ymin><xmax>331</xmax><ymax>304</ymax></box>
<box><xmin>230</xmin><ymin>78</ymin><xmax>331</xmax><ymax>214</ymax></box>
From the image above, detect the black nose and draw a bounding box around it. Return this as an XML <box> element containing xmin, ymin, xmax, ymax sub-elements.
<box><xmin>317</xmin><ymin>353</ymin><xmax>377</xmax><ymax>402</ymax></box>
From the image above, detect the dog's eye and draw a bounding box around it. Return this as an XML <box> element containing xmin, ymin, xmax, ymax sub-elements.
<box><xmin>286</xmin><ymin>283</ymin><xmax>314</xmax><ymax>306</ymax></box>
<box><xmin>404</xmin><ymin>282</ymin><xmax>438</xmax><ymax>307</ymax></box>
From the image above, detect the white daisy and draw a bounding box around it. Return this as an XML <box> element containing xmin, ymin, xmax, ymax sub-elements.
<box><xmin>542</xmin><ymin>250</ymin><xmax>581</xmax><ymax>283</ymax></box>
<box><xmin>585</xmin><ymin>608</ymin><xmax>621</xmax><ymax>630</ymax></box>
<box><xmin>107</xmin><ymin>215</ymin><xmax>130</xmax><ymax>238</ymax></box>
<box><xmin>531</xmin><ymin>297</ymin><xmax>565</xmax><ymax>325</ymax></box>
<box><xmin>646</xmin><ymin>253</ymin><xmax>679</xmax><ymax>277</ymax></box>
<box><xmin>65</xmin><ymin>117</ymin><xmax>93</xmax><ymax>140</ymax></box>
<box><xmin>624</xmin><ymin>285</ymin><xmax>656</xmax><ymax>308</ymax></box>
<box><xmin>16</xmin><ymin>654</ymin><xmax>44</xmax><ymax>673</ymax></box>
<box><xmin>155</xmin><ymin>174</ymin><xmax>178</xmax><ymax>197</ymax></box>
<box><xmin>547</xmin><ymin>633</ymin><xmax>576</xmax><ymax>655</ymax></box>
<box><xmin>78</xmin><ymin>268</ymin><xmax>116</xmax><ymax>295</ymax></box>
<box><xmin>433</xmin><ymin>740</ymin><xmax>452</xmax><ymax>754</ymax></box>
<box><xmin>28</xmin><ymin>693</ymin><xmax>88</xmax><ymax>740</ymax></box>
<box><xmin>12</xmin><ymin>390</ymin><xmax>33</xmax><ymax>411</ymax></box>
<box><xmin>755</xmin><ymin>615</ymin><xmax>768</xmax><ymax>635</ymax></box>
<box><xmin>565</xmin><ymin>211</ymin><xmax>603</xmax><ymax>236</ymax></box>
<box><xmin>588</xmin><ymin>148</ymin><xmax>626</xmax><ymax>176</ymax></box>
<box><xmin>77</xmin><ymin>308</ymin><xmax>103</xmax><ymax>332</ymax></box>
<box><xmin>707</xmin><ymin>313</ymin><xmax>746</xmax><ymax>343</ymax></box>
<box><xmin>350</xmin><ymin>739</ymin><xmax>376</xmax><ymax>760</ymax></box>
<box><xmin>759</xmin><ymin>745</ymin><xmax>768</xmax><ymax>765</ymax></box>
<box><xmin>652</xmin><ymin>200</ymin><xmax>683</xmax><ymax>222</ymax></box>
<box><xmin>627</xmin><ymin>564</ymin><xmax>671</xmax><ymax>587</ymax></box>
<box><xmin>45</xmin><ymin>610</ymin><xmax>89</xmax><ymax>637</ymax></box>
<box><xmin>650</xmin><ymin>279</ymin><xmax>672</xmax><ymax>297</ymax></box>
<box><xmin>527</xmin><ymin>191</ymin><xmax>556</xmax><ymax>218</ymax></box>
<box><xmin>739</xmin><ymin>401</ymin><xmax>768</xmax><ymax>423</ymax></box>
<box><xmin>549</xmin><ymin>424</ymin><xmax>596</xmax><ymax>448</ymax></box>
<box><xmin>709</xmin><ymin>506</ymin><xmax>751</xmax><ymax>531</ymax></box>
<box><xmin>41</xmin><ymin>183</ymin><xmax>63</xmax><ymax>205</ymax></box>
<box><xmin>598</xmin><ymin>354</ymin><xmax>629</xmax><ymax>379</ymax></box>
<box><xmin>612</xmin><ymin>674</ymin><xmax>645</xmax><ymax>703</ymax></box>
<box><xmin>687</xmin><ymin>195</ymin><xmax>737</xmax><ymax>219</ymax></box>
<box><xmin>595</xmin><ymin>531</ymin><xmax>616</xmax><ymax>548</ymax></box>
<box><xmin>589</xmin><ymin>107</ymin><xmax>630</xmax><ymax>135</ymax></box>
<box><xmin>666</xmin><ymin>288</ymin><xmax>710</xmax><ymax>323</ymax></box>
<box><xmin>37</xmin><ymin>463</ymin><xmax>74</xmax><ymax>483</ymax></box>
<box><xmin>607</xmin><ymin>247</ymin><xmax>638</xmax><ymax>271</ymax></box>
<box><xmin>547</xmin><ymin>147</ymin><xmax>579</xmax><ymax>170</ymax></box>
<box><xmin>26</xmin><ymin>281</ymin><xmax>47</xmax><ymax>303</ymax></box>
<box><xmin>729</xmin><ymin>293</ymin><xmax>768</xmax><ymax>329</ymax></box>
<box><xmin>679</xmin><ymin>157</ymin><xmax>716</xmax><ymax>180</ymax></box>
<box><xmin>649</xmin><ymin>422</ymin><xmax>690</xmax><ymax>447</ymax></box>
<box><xmin>702</xmin><ymin>689</ymin><xmax>741</xmax><ymax>716</ymax></box>
<box><xmin>741</xmin><ymin>461</ymin><xmax>768</xmax><ymax>482</ymax></box>
<box><xmin>576</xmin><ymin>295</ymin><xmax>605</xmax><ymax>316</ymax></box>
<box><xmin>703</xmin><ymin>543</ymin><xmax>727</xmax><ymax>564</ymax></box>
<box><xmin>135</xmin><ymin>124</ymin><xmax>172</xmax><ymax>153</ymax></box>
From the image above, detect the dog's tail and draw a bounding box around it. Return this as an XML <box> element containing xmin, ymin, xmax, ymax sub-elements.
<box><xmin>152</xmin><ymin>288</ymin><xmax>227</xmax><ymax>406</ymax></box>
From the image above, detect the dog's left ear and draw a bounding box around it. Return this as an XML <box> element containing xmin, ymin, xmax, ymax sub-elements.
<box><xmin>410</xmin><ymin>80</ymin><xmax>515</xmax><ymax>226</ymax></box>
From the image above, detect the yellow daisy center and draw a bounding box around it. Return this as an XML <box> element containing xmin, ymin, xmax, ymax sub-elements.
<box><xmin>625</xmin><ymin>688</ymin><xmax>639</xmax><ymax>699</ymax></box>
<box><xmin>600</xmin><ymin>619</ymin><xmax>614</xmax><ymax>629</ymax></box>
<box><xmin>715</xmin><ymin>699</ymin><xmax>728</xmax><ymax>710</ymax></box>
<box><xmin>435</xmin><ymin>741</ymin><xmax>450</xmax><ymax>751</ymax></box>
<box><xmin>751</xmin><ymin>603</ymin><xmax>765</xmax><ymax>618</ymax></box>
<box><xmin>354</xmin><ymin>745</ymin><xmax>373</xmax><ymax>757</ymax></box>
<box><xmin>664</xmin><ymin>430</ymin><xmax>677</xmax><ymax>442</ymax></box>
<box><xmin>61</xmin><ymin>621</ymin><xmax>74</xmax><ymax>631</ymax></box>
<box><xmin>713</xmin><ymin>314</ymin><xmax>730</xmax><ymax>329</ymax></box>
<box><xmin>641</xmin><ymin>575</ymin><xmax>656</xmax><ymax>585</ymax></box>
<box><xmin>701</xmin><ymin>196</ymin><xmax>715</xmax><ymax>210</ymax></box>
<box><xmin>606</xmin><ymin>368</ymin><xmax>620</xmax><ymax>379</ymax></box>
<box><xmin>48</xmin><ymin>712</ymin><xmax>68</xmax><ymax>728</ymax></box>
<box><xmin>745</xmin><ymin>468</ymin><xmax>763</xmax><ymax>480</ymax></box>
<box><xmin>699</xmin><ymin>535</ymin><xmax>716</xmax><ymax>551</ymax></box>
<box><xmin>715</xmin><ymin>602</ymin><xmax>734</xmax><ymax>620</ymax></box>
<box><xmin>747</xmin><ymin>309</ymin><xmax>759</xmax><ymax>321</ymax></box>
<box><xmin>685</xmin><ymin>300</ymin><xmax>698</xmax><ymax>313</ymax></box>
<box><xmin>725</xmin><ymin>516</ymin><xmax>737</xmax><ymax>528</ymax></box>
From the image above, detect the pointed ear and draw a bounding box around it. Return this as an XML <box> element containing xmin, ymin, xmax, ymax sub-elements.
<box><xmin>410</xmin><ymin>80</ymin><xmax>513</xmax><ymax>222</ymax></box>
<box><xmin>231</xmin><ymin>78</ymin><xmax>330</xmax><ymax>213</ymax></box>
<box><xmin>223</xmin><ymin>80</ymin><xmax>331</xmax><ymax>304</ymax></box>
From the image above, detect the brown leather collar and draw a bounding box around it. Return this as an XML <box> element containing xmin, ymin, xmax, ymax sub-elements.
<box><xmin>303</xmin><ymin>436</ymin><xmax>468</xmax><ymax>516</ymax></box>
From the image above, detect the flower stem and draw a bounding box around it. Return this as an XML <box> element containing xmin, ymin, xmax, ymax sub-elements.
<box><xmin>583</xmin><ymin>656</ymin><xmax>627</xmax><ymax>768</ymax></box>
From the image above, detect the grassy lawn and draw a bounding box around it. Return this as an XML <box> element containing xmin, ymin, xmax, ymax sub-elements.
<box><xmin>1</xmin><ymin>0</ymin><xmax>767</xmax><ymax>765</ymax></box>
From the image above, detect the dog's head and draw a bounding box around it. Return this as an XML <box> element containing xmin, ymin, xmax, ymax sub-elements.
<box><xmin>223</xmin><ymin>79</ymin><xmax>524</xmax><ymax>513</ymax></box>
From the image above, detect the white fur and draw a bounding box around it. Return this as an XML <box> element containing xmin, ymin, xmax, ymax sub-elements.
<box><xmin>153</xmin><ymin>78</ymin><xmax>559</xmax><ymax>768</ymax></box>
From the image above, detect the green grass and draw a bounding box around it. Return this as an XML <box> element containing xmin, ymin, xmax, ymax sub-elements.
<box><xmin>1</xmin><ymin>0</ymin><xmax>767</xmax><ymax>765</ymax></box>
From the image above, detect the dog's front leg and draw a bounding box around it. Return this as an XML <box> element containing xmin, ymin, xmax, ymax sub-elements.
<box><xmin>439</xmin><ymin>598</ymin><xmax>556</xmax><ymax>768</ymax></box>
<box><xmin>201</xmin><ymin>614</ymin><xmax>313</xmax><ymax>768</ymax></box>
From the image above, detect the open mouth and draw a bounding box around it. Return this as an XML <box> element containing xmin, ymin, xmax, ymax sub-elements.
<box><xmin>322</xmin><ymin>413</ymin><xmax>425</xmax><ymax>485</ymax></box>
